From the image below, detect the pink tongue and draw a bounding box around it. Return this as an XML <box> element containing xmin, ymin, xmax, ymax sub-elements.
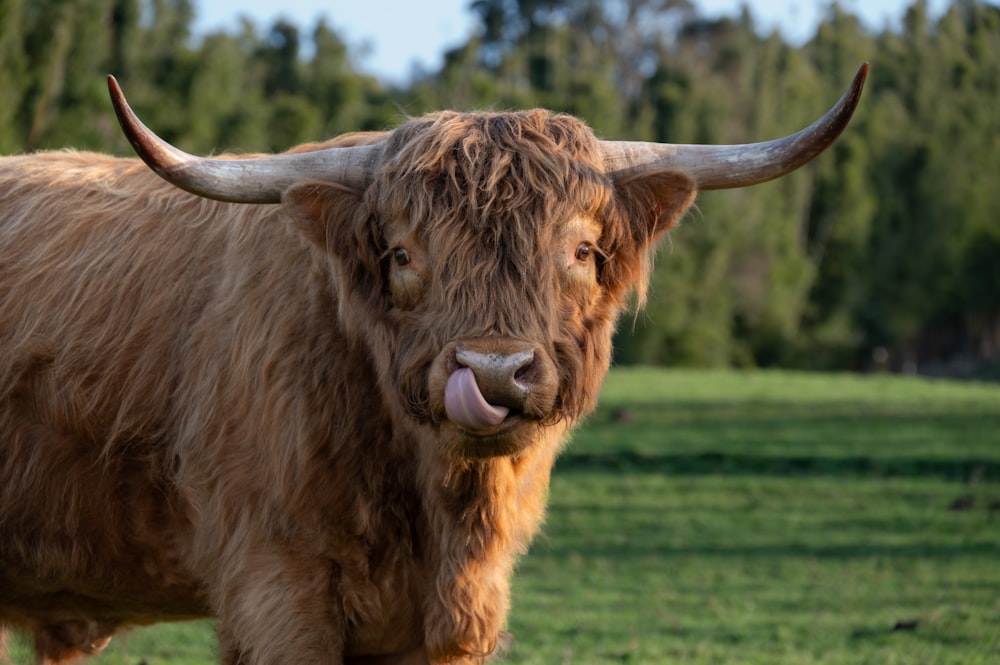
<box><xmin>445</xmin><ymin>368</ymin><xmax>510</xmax><ymax>430</ymax></box>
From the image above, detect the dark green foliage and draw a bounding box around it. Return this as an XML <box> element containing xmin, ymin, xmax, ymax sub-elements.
<box><xmin>0</xmin><ymin>0</ymin><xmax>388</xmax><ymax>155</ymax></box>
<box><xmin>1</xmin><ymin>0</ymin><xmax>998</xmax><ymax>372</ymax></box>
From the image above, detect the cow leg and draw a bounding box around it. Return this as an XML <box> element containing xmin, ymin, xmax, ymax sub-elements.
<box><xmin>215</xmin><ymin>624</ymin><xmax>248</xmax><ymax>665</ymax></box>
<box><xmin>211</xmin><ymin>551</ymin><xmax>345</xmax><ymax>665</ymax></box>
<box><xmin>31</xmin><ymin>621</ymin><xmax>113</xmax><ymax>665</ymax></box>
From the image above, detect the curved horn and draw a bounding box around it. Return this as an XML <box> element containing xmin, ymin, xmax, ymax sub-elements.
<box><xmin>601</xmin><ymin>62</ymin><xmax>868</xmax><ymax>190</ymax></box>
<box><xmin>107</xmin><ymin>76</ymin><xmax>384</xmax><ymax>203</ymax></box>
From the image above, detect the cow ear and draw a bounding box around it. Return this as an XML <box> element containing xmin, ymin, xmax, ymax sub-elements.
<box><xmin>615</xmin><ymin>171</ymin><xmax>697</xmax><ymax>244</ymax></box>
<box><xmin>282</xmin><ymin>181</ymin><xmax>364</xmax><ymax>251</ymax></box>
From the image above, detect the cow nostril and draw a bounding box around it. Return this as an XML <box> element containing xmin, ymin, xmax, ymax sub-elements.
<box><xmin>513</xmin><ymin>356</ymin><xmax>537</xmax><ymax>387</ymax></box>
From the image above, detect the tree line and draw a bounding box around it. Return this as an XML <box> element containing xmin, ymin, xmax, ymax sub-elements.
<box><xmin>1</xmin><ymin>0</ymin><xmax>998</xmax><ymax>376</ymax></box>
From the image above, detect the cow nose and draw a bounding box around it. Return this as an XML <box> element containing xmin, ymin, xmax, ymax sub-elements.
<box><xmin>455</xmin><ymin>347</ymin><xmax>536</xmax><ymax>411</ymax></box>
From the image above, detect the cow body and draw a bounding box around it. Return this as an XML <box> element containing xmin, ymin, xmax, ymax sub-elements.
<box><xmin>0</xmin><ymin>115</ymin><xmax>690</xmax><ymax>664</ymax></box>
<box><xmin>0</xmin><ymin>64</ymin><xmax>866</xmax><ymax>664</ymax></box>
<box><xmin>0</xmin><ymin>151</ymin><xmax>428</xmax><ymax>657</ymax></box>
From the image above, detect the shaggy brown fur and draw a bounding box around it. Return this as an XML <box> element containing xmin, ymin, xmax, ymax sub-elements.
<box><xmin>0</xmin><ymin>110</ymin><xmax>695</xmax><ymax>664</ymax></box>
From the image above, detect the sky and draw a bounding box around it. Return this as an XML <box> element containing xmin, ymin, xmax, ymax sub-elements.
<box><xmin>193</xmin><ymin>0</ymin><xmax>953</xmax><ymax>84</ymax></box>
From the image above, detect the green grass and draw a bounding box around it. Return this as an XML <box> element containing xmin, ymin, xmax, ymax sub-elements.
<box><xmin>9</xmin><ymin>369</ymin><xmax>1000</xmax><ymax>664</ymax></box>
<box><xmin>507</xmin><ymin>369</ymin><xmax>1000</xmax><ymax>664</ymax></box>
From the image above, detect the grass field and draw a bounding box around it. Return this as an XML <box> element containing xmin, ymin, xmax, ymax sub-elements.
<box><xmin>9</xmin><ymin>369</ymin><xmax>1000</xmax><ymax>664</ymax></box>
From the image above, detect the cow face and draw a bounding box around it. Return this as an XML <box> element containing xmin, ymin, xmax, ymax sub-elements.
<box><xmin>285</xmin><ymin>110</ymin><xmax>696</xmax><ymax>458</ymax></box>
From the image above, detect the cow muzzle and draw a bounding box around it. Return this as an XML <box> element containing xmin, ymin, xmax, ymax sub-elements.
<box><xmin>429</xmin><ymin>338</ymin><xmax>559</xmax><ymax>456</ymax></box>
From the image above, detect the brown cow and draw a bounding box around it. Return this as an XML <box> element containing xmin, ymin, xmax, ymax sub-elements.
<box><xmin>0</xmin><ymin>64</ymin><xmax>867</xmax><ymax>664</ymax></box>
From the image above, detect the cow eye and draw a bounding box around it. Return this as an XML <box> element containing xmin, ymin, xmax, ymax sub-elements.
<box><xmin>575</xmin><ymin>243</ymin><xmax>593</xmax><ymax>262</ymax></box>
<box><xmin>393</xmin><ymin>247</ymin><xmax>411</xmax><ymax>267</ymax></box>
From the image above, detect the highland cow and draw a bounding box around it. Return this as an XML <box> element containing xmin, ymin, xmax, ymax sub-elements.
<box><xmin>0</xmin><ymin>64</ymin><xmax>867</xmax><ymax>664</ymax></box>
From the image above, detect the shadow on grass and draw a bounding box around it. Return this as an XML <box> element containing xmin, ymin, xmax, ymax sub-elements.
<box><xmin>562</xmin><ymin>399</ymin><xmax>1000</xmax><ymax>481</ymax></box>
<box><xmin>553</xmin><ymin>450</ymin><xmax>1000</xmax><ymax>480</ymax></box>
<box><xmin>530</xmin><ymin>538</ymin><xmax>1000</xmax><ymax>561</ymax></box>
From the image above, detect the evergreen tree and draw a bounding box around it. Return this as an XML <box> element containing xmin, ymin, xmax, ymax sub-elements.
<box><xmin>0</xmin><ymin>0</ymin><xmax>28</xmax><ymax>152</ymax></box>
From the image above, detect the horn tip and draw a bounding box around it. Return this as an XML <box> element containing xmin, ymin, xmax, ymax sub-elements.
<box><xmin>855</xmin><ymin>62</ymin><xmax>870</xmax><ymax>89</ymax></box>
<box><xmin>106</xmin><ymin>74</ymin><xmax>134</xmax><ymax>133</ymax></box>
<box><xmin>107</xmin><ymin>75</ymin><xmax>124</xmax><ymax>105</ymax></box>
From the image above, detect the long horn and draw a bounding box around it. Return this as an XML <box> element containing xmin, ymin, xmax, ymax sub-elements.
<box><xmin>107</xmin><ymin>76</ymin><xmax>384</xmax><ymax>203</ymax></box>
<box><xmin>601</xmin><ymin>62</ymin><xmax>868</xmax><ymax>189</ymax></box>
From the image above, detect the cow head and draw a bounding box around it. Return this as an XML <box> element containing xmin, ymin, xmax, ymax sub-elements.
<box><xmin>107</xmin><ymin>64</ymin><xmax>867</xmax><ymax>459</ymax></box>
<box><xmin>275</xmin><ymin>111</ymin><xmax>699</xmax><ymax>458</ymax></box>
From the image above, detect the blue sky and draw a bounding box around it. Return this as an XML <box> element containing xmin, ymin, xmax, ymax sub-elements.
<box><xmin>193</xmin><ymin>0</ymin><xmax>953</xmax><ymax>83</ymax></box>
